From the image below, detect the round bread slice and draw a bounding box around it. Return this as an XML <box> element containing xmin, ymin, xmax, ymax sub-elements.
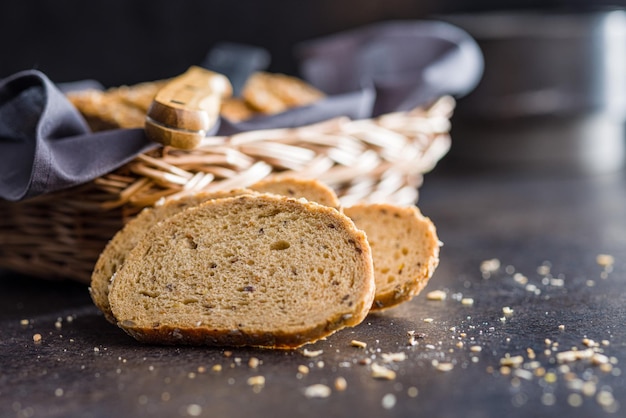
<box><xmin>250</xmin><ymin>177</ymin><xmax>340</xmax><ymax>209</ymax></box>
<box><xmin>90</xmin><ymin>189</ymin><xmax>254</xmax><ymax>323</ymax></box>
<box><xmin>108</xmin><ymin>194</ymin><xmax>375</xmax><ymax>348</ymax></box>
<box><xmin>342</xmin><ymin>203</ymin><xmax>440</xmax><ymax>311</ymax></box>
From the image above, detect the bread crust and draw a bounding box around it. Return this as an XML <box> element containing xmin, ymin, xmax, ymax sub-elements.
<box><xmin>108</xmin><ymin>194</ymin><xmax>375</xmax><ymax>348</ymax></box>
<box><xmin>250</xmin><ymin>177</ymin><xmax>340</xmax><ymax>209</ymax></box>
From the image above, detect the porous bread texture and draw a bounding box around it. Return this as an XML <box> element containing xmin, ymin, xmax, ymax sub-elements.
<box><xmin>342</xmin><ymin>203</ymin><xmax>440</xmax><ymax>311</ymax></box>
<box><xmin>90</xmin><ymin>189</ymin><xmax>254</xmax><ymax>323</ymax></box>
<box><xmin>250</xmin><ymin>177</ymin><xmax>340</xmax><ymax>209</ymax></box>
<box><xmin>108</xmin><ymin>194</ymin><xmax>375</xmax><ymax>348</ymax></box>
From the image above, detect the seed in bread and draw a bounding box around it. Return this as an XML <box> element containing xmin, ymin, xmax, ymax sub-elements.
<box><xmin>108</xmin><ymin>194</ymin><xmax>375</xmax><ymax>348</ymax></box>
<box><xmin>342</xmin><ymin>203</ymin><xmax>440</xmax><ymax>310</ymax></box>
<box><xmin>250</xmin><ymin>177</ymin><xmax>340</xmax><ymax>209</ymax></box>
<box><xmin>90</xmin><ymin>189</ymin><xmax>254</xmax><ymax>323</ymax></box>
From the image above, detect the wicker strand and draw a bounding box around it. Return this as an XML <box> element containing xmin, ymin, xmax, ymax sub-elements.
<box><xmin>0</xmin><ymin>97</ymin><xmax>454</xmax><ymax>282</ymax></box>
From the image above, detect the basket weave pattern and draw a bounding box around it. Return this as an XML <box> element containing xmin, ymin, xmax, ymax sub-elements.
<box><xmin>0</xmin><ymin>97</ymin><xmax>453</xmax><ymax>283</ymax></box>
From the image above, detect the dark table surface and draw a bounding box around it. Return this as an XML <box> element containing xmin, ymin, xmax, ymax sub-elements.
<box><xmin>2</xmin><ymin>164</ymin><xmax>626</xmax><ymax>418</ymax></box>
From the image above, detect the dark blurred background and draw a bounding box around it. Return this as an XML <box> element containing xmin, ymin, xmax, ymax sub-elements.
<box><xmin>1</xmin><ymin>0</ymin><xmax>623</xmax><ymax>86</ymax></box>
<box><xmin>3</xmin><ymin>0</ymin><xmax>626</xmax><ymax>172</ymax></box>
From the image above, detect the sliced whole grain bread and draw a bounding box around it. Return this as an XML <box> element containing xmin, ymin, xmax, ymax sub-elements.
<box><xmin>342</xmin><ymin>203</ymin><xmax>440</xmax><ymax>311</ymax></box>
<box><xmin>108</xmin><ymin>194</ymin><xmax>375</xmax><ymax>348</ymax></box>
<box><xmin>90</xmin><ymin>189</ymin><xmax>254</xmax><ymax>323</ymax></box>
<box><xmin>91</xmin><ymin>178</ymin><xmax>340</xmax><ymax>323</ymax></box>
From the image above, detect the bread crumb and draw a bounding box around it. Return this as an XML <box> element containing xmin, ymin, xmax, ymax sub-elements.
<box><xmin>544</xmin><ymin>372</ymin><xmax>557</xmax><ymax>383</ymax></box>
<box><xmin>304</xmin><ymin>384</ymin><xmax>331</xmax><ymax>399</ymax></box>
<box><xmin>248</xmin><ymin>357</ymin><xmax>260</xmax><ymax>369</ymax></box>
<box><xmin>334</xmin><ymin>376</ymin><xmax>347</xmax><ymax>391</ymax></box>
<box><xmin>211</xmin><ymin>364</ymin><xmax>222</xmax><ymax>372</ymax></box>
<box><xmin>596</xmin><ymin>254</ymin><xmax>615</xmax><ymax>267</ymax></box>
<box><xmin>350</xmin><ymin>340</ymin><xmax>367</xmax><ymax>349</ymax></box>
<box><xmin>513</xmin><ymin>273</ymin><xmax>528</xmax><ymax>285</ymax></box>
<box><xmin>558</xmin><ymin>324</ymin><xmax>565</xmax><ymax>331</ymax></box>
<box><xmin>461</xmin><ymin>298</ymin><xmax>474</xmax><ymax>306</ymax></box>
<box><xmin>499</xmin><ymin>355</ymin><xmax>524</xmax><ymax>368</ymax></box>
<box><xmin>480</xmin><ymin>258</ymin><xmax>500</xmax><ymax>278</ymax></box>
<box><xmin>33</xmin><ymin>333</ymin><xmax>42</xmax><ymax>343</ymax></box>
<box><xmin>582</xmin><ymin>338</ymin><xmax>597</xmax><ymax>348</ymax></box>
<box><xmin>513</xmin><ymin>369</ymin><xmax>533</xmax><ymax>380</ymax></box>
<box><xmin>20</xmin><ymin>319</ymin><xmax>29</xmax><ymax>326</ymax></box>
<box><xmin>433</xmin><ymin>361</ymin><xmax>454</xmax><ymax>372</ymax></box>
<box><xmin>502</xmin><ymin>307</ymin><xmax>514</xmax><ymax>316</ymax></box>
<box><xmin>406</xmin><ymin>330</ymin><xmax>425</xmax><ymax>346</ymax></box>
<box><xmin>302</xmin><ymin>348</ymin><xmax>323</xmax><ymax>358</ymax></box>
<box><xmin>359</xmin><ymin>358</ymin><xmax>372</xmax><ymax>366</ymax></box>
<box><xmin>592</xmin><ymin>353</ymin><xmax>610</xmax><ymax>366</ymax></box>
<box><xmin>371</xmin><ymin>363</ymin><xmax>396</xmax><ymax>380</ymax></box>
<box><xmin>298</xmin><ymin>365</ymin><xmax>310</xmax><ymax>375</ymax></box>
<box><xmin>247</xmin><ymin>376</ymin><xmax>265</xmax><ymax>387</ymax></box>
<box><xmin>470</xmin><ymin>345</ymin><xmax>482</xmax><ymax>353</ymax></box>
<box><xmin>423</xmin><ymin>318</ymin><xmax>434</xmax><ymax>323</ymax></box>
<box><xmin>186</xmin><ymin>404</ymin><xmax>203</xmax><ymax>416</ymax></box>
<box><xmin>381</xmin><ymin>393</ymin><xmax>397</xmax><ymax>409</ymax></box>
<box><xmin>381</xmin><ymin>352</ymin><xmax>407</xmax><ymax>363</ymax></box>
<box><xmin>426</xmin><ymin>290</ymin><xmax>447</xmax><ymax>301</ymax></box>
<box><xmin>596</xmin><ymin>390</ymin><xmax>616</xmax><ymax>408</ymax></box>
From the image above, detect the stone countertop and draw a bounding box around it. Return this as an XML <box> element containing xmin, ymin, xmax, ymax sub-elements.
<box><xmin>2</xmin><ymin>167</ymin><xmax>625</xmax><ymax>418</ymax></box>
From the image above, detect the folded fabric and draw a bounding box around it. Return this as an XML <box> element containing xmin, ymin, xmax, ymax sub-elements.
<box><xmin>0</xmin><ymin>20</ymin><xmax>482</xmax><ymax>201</ymax></box>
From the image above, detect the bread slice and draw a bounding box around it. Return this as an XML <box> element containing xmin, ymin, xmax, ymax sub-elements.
<box><xmin>108</xmin><ymin>194</ymin><xmax>375</xmax><ymax>348</ymax></box>
<box><xmin>242</xmin><ymin>72</ymin><xmax>325</xmax><ymax>114</ymax></box>
<box><xmin>91</xmin><ymin>178</ymin><xmax>340</xmax><ymax>322</ymax></box>
<box><xmin>90</xmin><ymin>189</ymin><xmax>253</xmax><ymax>323</ymax></box>
<box><xmin>342</xmin><ymin>203</ymin><xmax>440</xmax><ymax>311</ymax></box>
<box><xmin>250</xmin><ymin>177</ymin><xmax>340</xmax><ymax>209</ymax></box>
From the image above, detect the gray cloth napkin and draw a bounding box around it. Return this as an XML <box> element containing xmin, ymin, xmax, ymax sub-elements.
<box><xmin>0</xmin><ymin>20</ymin><xmax>482</xmax><ymax>201</ymax></box>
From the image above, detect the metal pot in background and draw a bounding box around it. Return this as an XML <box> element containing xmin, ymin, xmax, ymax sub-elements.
<box><xmin>441</xmin><ymin>11</ymin><xmax>626</xmax><ymax>174</ymax></box>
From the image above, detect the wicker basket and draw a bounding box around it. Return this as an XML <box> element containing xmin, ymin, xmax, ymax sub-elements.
<box><xmin>0</xmin><ymin>96</ymin><xmax>454</xmax><ymax>283</ymax></box>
